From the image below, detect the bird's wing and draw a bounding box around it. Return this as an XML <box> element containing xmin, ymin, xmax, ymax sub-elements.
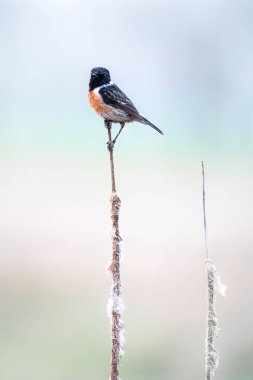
<box><xmin>99</xmin><ymin>84</ymin><xmax>140</xmax><ymax>117</ymax></box>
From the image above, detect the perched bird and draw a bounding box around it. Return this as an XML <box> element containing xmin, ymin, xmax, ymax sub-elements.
<box><xmin>88</xmin><ymin>67</ymin><xmax>163</xmax><ymax>149</ymax></box>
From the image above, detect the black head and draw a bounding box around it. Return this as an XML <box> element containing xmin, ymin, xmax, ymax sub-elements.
<box><xmin>89</xmin><ymin>67</ymin><xmax>111</xmax><ymax>91</ymax></box>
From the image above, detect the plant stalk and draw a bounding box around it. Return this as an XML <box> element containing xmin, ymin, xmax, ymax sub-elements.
<box><xmin>106</xmin><ymin>122</ymin><xmax>124</xmax><ymax>380</ymax></box>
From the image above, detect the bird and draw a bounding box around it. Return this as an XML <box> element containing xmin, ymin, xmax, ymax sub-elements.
<box><xmin>88</xmin><ymin>67</ymin><xmax>163</xmax><ymax>150</ymax></box>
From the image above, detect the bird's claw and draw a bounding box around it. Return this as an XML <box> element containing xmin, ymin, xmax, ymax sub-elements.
<box><xmin>107</xmin><ymin>141</ymin><xmax>114</xmax><ymax>152</ymax></box>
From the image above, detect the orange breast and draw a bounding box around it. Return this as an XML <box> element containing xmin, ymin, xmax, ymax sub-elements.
<box><xmin>88</xmin><ymin>90</ymin><xmax>112</xmax><ymax>114</ymax></box>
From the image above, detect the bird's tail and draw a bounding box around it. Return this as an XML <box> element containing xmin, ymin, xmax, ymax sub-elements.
<box><xmin>137</xmin><ymin>115</ymin><xmax>164</xmax><ymax>135</ymax></box>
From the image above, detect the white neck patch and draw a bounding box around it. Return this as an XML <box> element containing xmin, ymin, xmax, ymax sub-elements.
<box><xmin>93</xmin><ymin>81</ymin><xmax>113</xmax><ymax>94</ymax></box>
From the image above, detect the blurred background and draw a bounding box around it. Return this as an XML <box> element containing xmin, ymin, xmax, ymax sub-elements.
<box><xmin>0</xmin><ymin>0</ymin><xmax>252</xmax><ymax>379</ymax></box>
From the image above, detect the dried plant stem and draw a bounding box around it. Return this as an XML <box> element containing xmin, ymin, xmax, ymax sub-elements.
<box><xmin>108</xmin><ymin>125</ymin><xmax>116</xmax><ymax>193</ymax></box>
<box><xmin>205</xmin><ymin>259</ymin><xmax>225</xmax><ymax>380</ymax></box>
<box><xmin>202</xmin><ymin>162</ymin><xmax>226</xmax><ymax>380</ymax></box>
<box><xmin>202</xmin><ymin>161</ymin><xmax>209</xmax><ymax>259</ymax></box>
<box><xmin>106</xmin><ymin>122</ymin><xmax>124</xmax><ymax>380</ymax></box>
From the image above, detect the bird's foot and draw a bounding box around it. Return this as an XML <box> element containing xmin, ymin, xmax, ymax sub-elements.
<box><xmin>107</xmin><ymin>141</ymin><xmax>114</xmax><ymax>152</ymax></box>
<box><xmin>104</xmin><ymin>120</ymin><xmax>111</xmax><ymax>129</ymax></box>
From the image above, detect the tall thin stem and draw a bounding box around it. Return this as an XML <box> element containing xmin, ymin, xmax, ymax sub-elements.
<box><xmin>202</xmin><ymin>161</ymin><xmax>226</xmax><ymax>380</ymax></box>
<box><xmin>106</xmin><ymin>121</ymin><xmax>124</xmax><ymax>380</ymax></box>
<box><xmin>202</xmin><ymin>161</ymin><xmax>209</xmax><ymax>259</ymax></box>
<box><xmin>107</xmin><ymin>124</ymin><xmax>116</xmax><ymax>193</ymax></box>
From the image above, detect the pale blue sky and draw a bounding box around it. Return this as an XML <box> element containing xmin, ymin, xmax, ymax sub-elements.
<box><xmin>1</xmin><ymin>0</ymin><xmax>253</xmax><ymax>156</ymax></box>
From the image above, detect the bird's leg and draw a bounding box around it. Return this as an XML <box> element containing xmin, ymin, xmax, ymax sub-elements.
<box><xmin>105</xmin><ymin>120</ymin><xmax>114</xmax><ymax>152</ymax></box>
<box><xmin>104</xmin><ymin>119</ymin><xmax>112</xmax><ymax>130</ymax></box>
<box><xmin>112</xmin><ymin>123</ymin><xmax>125</xmax><ymax>145</ymax></box>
